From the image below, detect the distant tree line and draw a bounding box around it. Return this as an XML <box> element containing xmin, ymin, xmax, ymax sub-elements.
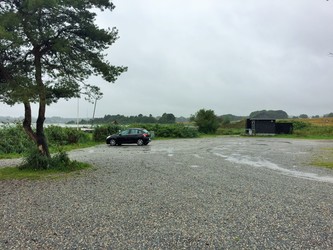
<box><xmin>68</xmin><ymin>113</ymin><xmax>179</xmax><ymax>125</ymax></box>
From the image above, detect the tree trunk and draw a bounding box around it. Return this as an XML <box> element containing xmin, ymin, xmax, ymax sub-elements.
<box><xmin>34</xmin><ymin>49</ymin><xmax>50</xmax><ymax>157</ymax></box>
<box><xmin>23</xmin><ymin>101</ymin><xmax>37</xmax><ymax>143</ymax></box>
<box><xmin>36</xmin><ymin>111</ymin><xmax>50</xmax><ymax>157</ymax></box>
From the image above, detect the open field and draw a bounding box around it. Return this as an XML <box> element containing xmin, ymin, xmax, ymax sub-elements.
<box><xmin>292</xmin><ymin>117</ymin><xmax>333</xmax><ymax>127</ymax></box>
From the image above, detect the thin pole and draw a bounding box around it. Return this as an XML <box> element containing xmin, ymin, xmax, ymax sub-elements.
<box><xmin>76</xmin><ymin>98</ymin><xmax>79</xmax><ymax>130</ymax></box>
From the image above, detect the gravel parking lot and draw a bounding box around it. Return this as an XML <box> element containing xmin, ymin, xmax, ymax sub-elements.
<box><xmin>1</xmin><ymin>137</ymin><xmax>333</xmax><ymax>249</ymax></box>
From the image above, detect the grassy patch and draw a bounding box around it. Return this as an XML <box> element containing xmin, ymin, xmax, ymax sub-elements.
<box><xmin>0</xmin><ymin>141</ymin><xmax>101</xmax><ymax>160</ymax></box>
<box><xmin>311</xmin><ymin>148</ymin><xmax>333</xmax><ymax>169</ymax></box>
<box><xmin>0</xmin><ymin>161</ymin><xmax>91</xmax><ymax>180</ymax></box>
<box><xmin>0</xmin><ymin>153</ymin><xmax>22</xmax><ymax>159</ymax></box>
<box><xmin>312</xmin><ymin>161</ymin><xmax>333</xmax><ymax>169</ymax></box>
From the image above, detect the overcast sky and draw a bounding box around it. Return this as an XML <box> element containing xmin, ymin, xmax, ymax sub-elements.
<box><xmin>1</xmin><ymin>0</ymin><xmax>333</xmax><ymax>118</ymax></box>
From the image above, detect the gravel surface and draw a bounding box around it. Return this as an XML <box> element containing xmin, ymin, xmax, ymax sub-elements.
<box><xmin>1</xmin><ymin>137</ymin><xmax>333</xmax><ymax>249</ymax></box>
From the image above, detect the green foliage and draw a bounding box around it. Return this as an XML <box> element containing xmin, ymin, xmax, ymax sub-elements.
<box><xmin>293</xmin><ymin>126</ymin><xmax>333</xmax><ymax>137</ymax></box>
<box><xmin>219</xmin><ymin>114</ymin><xmax>244</xmax><ymax>122</ymax></box>
<box><xmin>324</xmin><ymin>112</ymin><xmax>333</xmax><ymax>118</ymax></box>
<box><xmin>45</xmin><ymin>126</ymin><xmax>90</xmax><ymax>145</ymax></box>
<box><xmin>93</xmin><ymin>123</ymin><xmax>199</xmax><ymax>141</ymax></box>
<box><xmin>0</xmin><ymin>162</ymin><xmax>91</xmax><ymax>180</ymax></box>
<box><xmin>1</xmin><ymin>0</ymin><xmax>126</xmax><ymax>156</ymax></box>
<box><xmin>64</xmin><ymin>127</ymin><xmax>89</xmax><ymax>144</ymax></box>
<box><xmin>1</xmin><ymin>0</ymin><xmax>126</xmax><ymax>104</ymax></box>
<box><xmin>45</xmin><ymin>125</ymin><xmax>67</xmax><ymax>145</ymax></box>
<box><xmin>299</xmin><ymin>114</ymin><xmax>309</xmax><ymax>119</ymax></box>
<box><xmin>249</xmin><ymin>110</ymin><xmax>288</xmax><ymax>119</ymax></box>
<box><xmin>93</xmin><ymin>124</ymin><xmax>122</xmax><ymax>141</ymax></box>
<box><xmin>0</xmin><ymin>0</ymin><xmax>126</xmax><ymax>103</ymax></box>
<box><xmin>20</xmin><ymin>148</ymin><xmax>50</xmax><ymax>170</ymax></box>
<box><xmin>0</xmin><ymin>124</ymin><xmax>31</xmax><ymax>154</ymax></box>
<box><xmin>49</xmin><ymin>151</ymin><xmax>71</xmax><ymax>170</ymax></box>
<box><xmin>80</xmin><ymin>114</ymin><xmax>158</xmax><ymax>124</ymax></box>
<box><xmin>193</xmin><ymin>109</ymin><xmax>219</xmax><ymax>134</ymax></box>
<box><xmin>19</xmin><ymin>148</ymin><xmax>80</xmax><ymax>171</ymax></box>
<box><xmin>312</xmin><ymin>161</ymin><xmax>333</xmax><ymax>169</ymax></box>
<box><xmin>0</xmin><ymin>125</ymin><xmax>91</xmax><ymax>156</ymax></box>
<box><xmin>158</xmin><ymin>113</ymin><xmax>176</xmax><ymax>124</ymax></box>
<box><xmin>216</xmin><ymin>120</ymin><xmax>246</xmax><ymax>135</ymax></box>
<box><xmin>287</xmin><ymin>120</ymin><xmax>311</xmax><ymax>130</ymax></box>
<box><xmin>132</xmin><ymin>123</ymin><xmax>199</xmax><ymax>138</ymax></box>
<box><xmin>277</xmin><ymin>120</ymin><xmax>333</xmax><ymax>138</ymax></box>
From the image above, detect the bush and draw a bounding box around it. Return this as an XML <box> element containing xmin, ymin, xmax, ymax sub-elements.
<box><xmin>49</xmin><ymin>150</ymin><xmax>71</xmax><ymax>170</ymax></box>
<box><xmin>0</xmin><ymin>124</ymin><xmax>31</xmax><ymax>154</ymax></box>
<box><xmin>19</xmin><ymin>148</ymin><xmax>50</xmax><ymax>170</ymax></box>
<box><xmin>290</xmin><ymin>120</ymin><xmax>311</xmax><ymax>130</ymax></box>
<box><xmin>193</xmin><ymin>109</ymin><xmax>219</xmax><ymax>134</ymax></box>
<box><xmin>19</xmin><ymin>148</ymin><xmax>74</xmax><ymax>170</ymax></box>
<box><xmin>129</xmin><ymin>123</ymin><xmax>199</xmax><ymax>138</ymax></box>
<box><xmin>45</xmin><ymin>125</ymin><xmax>67</xmax><ymax>145</ymax></box>
<box><xmin>45</xmin><ymin>126</ymin><xmax>90</xmax><ymax>145</ymax></box>
<box><xmin>63</xmin><ymin>127</ymin><xmax>90</xmax><ymax>144</ymax></box>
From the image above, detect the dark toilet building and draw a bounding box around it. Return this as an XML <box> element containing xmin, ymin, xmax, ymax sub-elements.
<box><xmin>246</xmin><ymin>119</ymin><xmax>293</xmax><ymax>135</ymax></box>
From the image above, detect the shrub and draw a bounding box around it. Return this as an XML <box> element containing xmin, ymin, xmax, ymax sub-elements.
<box><xmin>193</xmin><ymin>109</ymin><xmax>219</xmax><ymax>134</ymax></box>
<box><xmin>19</xmin><ymin>148</ymin><xmax>50</xmax><ymax>170</ymax></box>
<box><xmin>129</xmin><ymin>123</ymin><xmax>198</xmax><ymax>138</ymax></box>
<box><xmin>49</xmin><ymin>150</ymin><xmax>71</xmax><ymax>170</ymax></box>
<box><xmin>19</xmin><ymin>148</ymin><xmax>73</xmax><ymax>170</ymax></box>
<box><xmin>45</xmin><ymin>125</ymin><xmax>67</xmax><ymax>145</ymax></box>
<box><xmin>45</xmin><ymin>126</ymin><xmax>90</xmax><ymax>145</ymax></box>
<box><xmin>290</xmin><ymin>120</ymin><xmax>311</xmax><ymax>130</ymax></box>
<box><xmin>0</xmin><ymin>124</ymin><xmax>31</xmax><ymax>154</ymax></box>
<box><xmin>63</xmin><ymin>127</ymin><xmax>90</xmax><ymax>144</ymax></box>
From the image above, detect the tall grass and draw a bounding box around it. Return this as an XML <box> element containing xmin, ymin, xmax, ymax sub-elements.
<box><xmin>281</xmin><ymin>120</ymin><xmax>333</xmax><ymax>138</ymax></box>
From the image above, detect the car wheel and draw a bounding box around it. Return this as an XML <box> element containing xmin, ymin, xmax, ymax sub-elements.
<box><xmin>137</xmin><ymin>139</ymin><xmax>144</xmax><ymax>146</ymax></box>
<box><xmin>110</xmin><ymin>139</ymin><xmax>116</xmax><ymax>146</ymax></box>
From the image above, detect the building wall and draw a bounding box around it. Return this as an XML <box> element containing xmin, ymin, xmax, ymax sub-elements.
<box><xmin>246</xmin><ymin>119</ymin><xmax>293</xmax><ymax>135</ymax></box>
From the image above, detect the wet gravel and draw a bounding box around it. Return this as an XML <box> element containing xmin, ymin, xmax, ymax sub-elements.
<box><xmin>1</xmin><ymin>137</ymin><xmax>333</xmax><ymax>249</ymax></box>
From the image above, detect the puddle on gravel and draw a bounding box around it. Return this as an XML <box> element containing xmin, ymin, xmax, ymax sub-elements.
<box><xmin>214</xmin><ymin>153</ymin><xmax>333</xmax><ymax>184</ymax></box>
<box><xmin>193</xmin><ymin>154</ymin><xmax>204</xmax><ymax>159</ymax></box>
<box><xmin>151</xmin><ymin>147</ymin><xmax>174</xmax><ymax>157</ymax></box>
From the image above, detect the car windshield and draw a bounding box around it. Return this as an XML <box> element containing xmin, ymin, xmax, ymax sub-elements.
<box><xmin>143</xmin><ymin>129</ymin><xmax>149</xmax><ymax>134</ymax></box>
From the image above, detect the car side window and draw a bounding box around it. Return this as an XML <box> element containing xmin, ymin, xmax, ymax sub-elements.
<box><xmin>121</xmin><ymin>130</ymin><xmax>130</xmax><ymax>135</ymax></box>
<box><xmin>130</xmin><ymin>129</ymin><xmax>139</xmax><ymax>135</ymax></box>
